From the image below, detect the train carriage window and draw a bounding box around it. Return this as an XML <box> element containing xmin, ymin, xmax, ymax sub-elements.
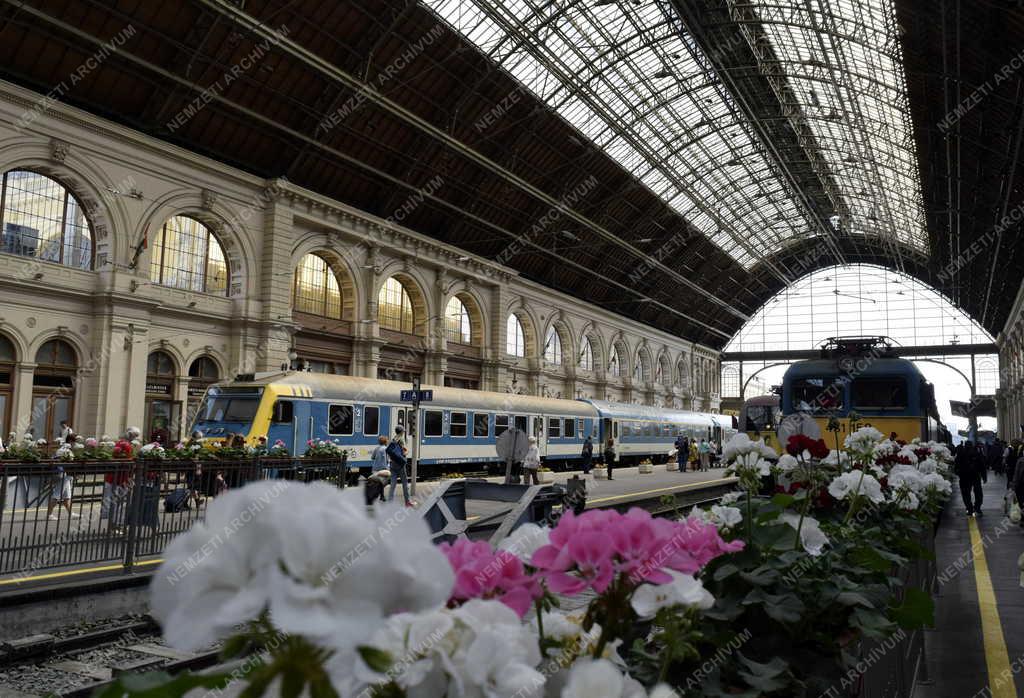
<box><xmin>790</xmin><ymin>377</ymin><xmax>845</xmax><ymax>413</ymax></box>
<box><xmin>548</xmin><ymin>418</ymin><xmax>561</xmax><ymax>438</ymax></box>
<box><xmin>662</xmin><ymin>423</ymin><xmax>672</xmax><ymax>437</ymax></box>
<box><xmin>563</xmin><ymin>418</ymin><xmax>575</xmax><ymax>437</ymax></box>
<box><xmin>644</xmin><ymin>423</ymin><xmax>654</xmax><ymax>437</ymax></box>
<box><xmin>450</xmin><ymin>411</ymin><xmax>467</xmax><ymax>437</ymax></box>
<box><xmin>852</xmin><ymin>378</ymin><xmax>908</xmax><ymax>410</ymax></box>
<box><xmin>363</xmin><ymin>406</ymin><xmax>379</xmax><ymax>436</ymax></box>
<box><xmin>272</xmin><ymin>400</ymin><xmax>293</xmax><ymax>423</ymax></box>
<box><xmin>473</xmin><ymin>413</ymin><xmax>489</xmax><ymax>437</ymax></box>
<box><xmin>328</xmin><ymin>405</ymin><xmax>353</xmax><ymax>435</ymax></box>
<box><xmin>621</xmin><ymin>423</ymin><xmax>631</xmax><ymax>437</ymax></box>
<box><xmin>495</xmin><ymin>415</ymin><xmax>509</xmax><ymax>435</ymax></box>
<box><xmin>514</xmin><ymin>415</ymin><xmax>528</xmax><ymax>433</ymax></box>
<box><xmin>424</xmin><ymin>410</ymin><xmax>443</xmax><ymax>437</ymax></box>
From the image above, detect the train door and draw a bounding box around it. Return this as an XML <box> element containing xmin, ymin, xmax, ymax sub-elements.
<box><xmin>534</xmin><ymin>415</ymin><xmax>547</xmax><ymax>457</ymax></box>
<box><xmin>392</xmin><ymin>406</ymin><xmax>413</xmax><ymax>440</ymax></box>
<box><xmin>293</xmin><ymin>400</ymin><xmax>313</xmax><ymax>447</ymax></box>
<box><xmin>267</xmin><ymin>399</ymin><xmax>295</xmax><ymax>452</ymax></box>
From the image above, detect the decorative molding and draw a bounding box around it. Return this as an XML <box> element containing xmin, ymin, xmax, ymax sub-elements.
<box><xmin>201</xmin><ymin>189</ymin><xmax>218</xmax><ymax>211</ymax></box>
<box><xmin>50</xmin><ymin>138</ymin><xmax>70</xmax><ymax>163</ymax></box>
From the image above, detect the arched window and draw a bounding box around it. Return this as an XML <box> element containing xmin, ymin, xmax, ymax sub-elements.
<box><xmin>146</xmin><ymin>351</ymin><xmax>180</xmax><ymax>445</ymax></box>
<box><xmin>445</xmin><ymin>296</ymin><xmax>471</xmax><ymax>344</ymax></box>
<box><xmin>655</xmin><ymin>359</ymin><xmax>664</xmax><ymax>384</ymax></box>
<box><xmin>579</xmin><ymin>336</ymin><xmax>594</xmax><ymax>371</ymax></box>
<box><xmin>544</xmin><ymin>326</ymin><xmax>562</xmax><ymax>365</ymax></box>
<box><xmin>151</xmin><ymin>215</ymin><xmax>228</xmax><ymax>295</ymax></box>
<box><xmin>293</xmin><ymin>253</ymin><xmax>341</xmax><ymax>318</ymax></box>
<box><xmin>0</xmin><ymin>334</ymin><xmax>15</xmax><ymax>435</ymax></box>
<box><xmin>608</xmin><ymin>345</ymin><xmax>621</xmax><ymax>377</ymax></box>
<box><xmin>506</xmin><ymin>314</ymin><xmax>525</xmax><ymax>357</ymax></box>
<box><xmin>378</xmin><ymin>276</ymin><xmax>415</xmax><ymax>333</ymax></box>
<box><xmin>0</xmin><ymin>170</ymin><xmax>93</xmax><ymax>269</ymax></box>
<box><xmin>188</xmin><ymin>356</ymin><xmax>220</xmax><ymax>429</ymax></box>
<box><xmin>32</xmin><ymin>339</ymin><xmax>77</xmax><ymax>441</ymax></box>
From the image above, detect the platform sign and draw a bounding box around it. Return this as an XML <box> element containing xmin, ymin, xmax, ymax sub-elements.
<box><xmin>401</xmin><ymin>389</ymin><xmax>433</xmax><ymax>402</ymax></box>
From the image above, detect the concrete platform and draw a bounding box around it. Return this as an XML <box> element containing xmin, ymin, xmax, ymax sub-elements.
<box><xmin>918</xmin><ymin>475</ymin><xmax>1024</xmax><ymax>698</ymax></box>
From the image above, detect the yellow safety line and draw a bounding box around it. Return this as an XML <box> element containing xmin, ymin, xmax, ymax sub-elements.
<box><xmin>968</xmin><ymin>517</ymin><xmax>1016</xmax><ymax>698</ymax></box>
<box><xmin>0</xmin><ymin>558</ymin><xmax>163</xmax><ymax>585</ymax></box>
<box><xmin>587</xmin><ymin>477</ymin><xmax>736</xmax><ymax>505</ymax></box>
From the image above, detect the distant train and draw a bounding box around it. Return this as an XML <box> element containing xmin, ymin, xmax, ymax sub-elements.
<box><xmin>738</xmin><ymin>395</ymin><xmax>782</xmax><ymax>452</ymax></box>
<box><xmin>779</xmin><ymin>337</ymin><xmax>950</xmax><ymax>444</ymax></box>
<box><xmin>190</xmin><ymin>372</ymin><xmax>736</xmax><ymax>477</ymax></box>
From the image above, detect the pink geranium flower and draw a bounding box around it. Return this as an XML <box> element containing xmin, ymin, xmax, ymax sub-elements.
<box><xmin>440</xmin><ymin>538</ymin><xmax>542</xmax><ymax>617</ymax></box>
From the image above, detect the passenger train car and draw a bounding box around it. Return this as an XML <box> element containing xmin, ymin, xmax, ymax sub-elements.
<box><xmin>738</xmin><ymin>395</ymin><xmax>782</xmax><ymax>452</ymax></box>
<box><xmin>190</xmin><ymin>372</ymin><xmax>735</xmax><ymax>477</ymax></box>
<box><xmin>780</xmin><ymin>338</ymin><xmax>949</xmax><ymax>444</ymax></box>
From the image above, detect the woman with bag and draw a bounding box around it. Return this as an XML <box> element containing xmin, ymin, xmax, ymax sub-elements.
<box><xmin>387</xmin><ymin>426</ymin><xmax>411</xmax><ymax>506</ymax></box>
<box><xmin>523</xmin><ymin>436</ymin><xmax>541</xmax><ymax>485</ymax></box>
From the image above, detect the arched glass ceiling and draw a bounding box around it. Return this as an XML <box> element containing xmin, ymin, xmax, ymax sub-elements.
<box><xmin>725</xmin><ymin>264</ymin><xmax>993</xmax><ymax>353</ymax></box>
<box><xmin>424</xmin><ymin>0</ymin><xmax>928</xmax><ymax>269</ymax></box>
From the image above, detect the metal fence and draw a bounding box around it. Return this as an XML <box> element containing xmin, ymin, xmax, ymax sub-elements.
<box><xmin>0</xmin><ymin>456</ymin><xmax>348</xmax><ymax>578</ymax></box>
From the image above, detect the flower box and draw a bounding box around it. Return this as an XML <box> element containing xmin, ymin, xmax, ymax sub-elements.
<box><xmin>592</xmin><ymin>466</ymin><xmax>608</xmax><ymax>479</ymax></box>
<box><xmin>537</xmin><ymin>470</ymin><xmax>554</xmax><ymax>484</ymax></box>
<box><xmin>639</xmin><ymin>463</ymin><xmax>654</xmax><ymax>474</ymax></box>
<box><xmin>665</xmin><ymin>461</ymin><xmax>679</xmax><ymax>472</ymax></box>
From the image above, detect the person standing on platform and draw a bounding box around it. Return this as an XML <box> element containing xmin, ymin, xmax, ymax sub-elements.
<box><xmin>580</xmin><ymin>435</ymin><xmax>593</xmax><ymax>475</ymax></box>
<box><xmin>523</xmin><ymin>436</ymin><xmax>541</xmax><ymax>485</ymax></box>
<box><xmin>955</xmin><ymin>440</ymin><xmax>985</xmax><ymax>516</ymax></box>
<box><xmin>387</xmin><ymin>427</ymin><xmax>411</xmax><ymax>506</ymax></box>
<box><xmin>59</xmin><ymin>420</ymin><xmax>74</xmax><ymax>444</ymax></box>
<box><xmin>1013</xmin><ymin>452</ymin><xmax>1024</xmax><ymax>526</ymax></box>
<box><xmin>603</xmin><ymin>437</ymin><xmax>617</xmax><ymax>481</ymax></box>
<box><xmin>698</xmin><ymin>439</ymin><xmax>711</xmax><ymax>472</ymax></box>
<box><xmin>689</xmin><ymin>439</ymin><xmax>699</xmax><ymax>472</ymax></box>
<box><xmin>674</xmin><ymin>434</ymin><xmax>688</xmax><ymax>472</ymax></box>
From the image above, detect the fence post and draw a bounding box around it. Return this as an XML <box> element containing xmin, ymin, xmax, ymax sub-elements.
<box><xmin>338</xmin><ymin>451</ymin><xmax>348</xmax><ymax>488</ymax></box>
<box><xmin>123</xmin><ymin>459</ymin><xmax>145</xmax><ymax>574</ymax></box>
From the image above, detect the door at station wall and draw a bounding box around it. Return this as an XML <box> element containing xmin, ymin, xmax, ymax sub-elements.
<box><xmin>145</xmin><ymin>399</ymin><xmax>182</xmax><ymax>445</ymax></box>
<box><xmin>30</xmin><ymin>394</ymin><xmax>72</xmax><ymax>442</ymax></box>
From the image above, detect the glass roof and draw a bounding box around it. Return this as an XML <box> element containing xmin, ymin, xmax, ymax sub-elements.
<box><xmin>424</xmin><ymin>0</ymin><xmax>929</xmax><ymax>269</ymax></box>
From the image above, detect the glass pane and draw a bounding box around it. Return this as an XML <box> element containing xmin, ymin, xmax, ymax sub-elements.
<box><xmin>473</xmin><ymin>413</ymin><xmax>489</xmax><ymax>437</ymax></box>
<box><xmin>424</xmin><ymin>410</ymin><xmax>443</xmax><ymax>436</ymax></box>
<box><xmin>328</xmin><ymin>405</ymin><xmax>353</xmax><ymax>435</ymax></box>
<box><xmin>364</xmin><ymin>406</ymin><xmax>379</xmax><ymax>435</ymax></box>
<box><xmin>450</xmin><ymin>412</ymin><xmax>467</xmax><ymax>437</ymax></box>
<box><xmin>506</xmin><ymin>315</ymin><xmax>525</xmax><ymax>357</ymax></box>
<box><xmin>153</xmin><ymin>216</ymin><xmax>227</xmax><ymax>295</ymax></box>
<box><xmin>294</xmin><ymin>253</ymin><xmax>341</xmax><ymax>318</ymax></box>
<box><xmin>378</xmin><ymin>277</ymin><xmax>414</xmax><ymax>333</ymax></box>
<box><xmin>0</xmin><ymin>170</ymin><xmax>92</xmax><ymax>269</ymax></box>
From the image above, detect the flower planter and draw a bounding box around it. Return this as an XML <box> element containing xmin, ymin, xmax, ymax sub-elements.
<box><xmin>665</xmin><ymin>461</ymin><xmax>679</xmax><ymax>472</ymax></box>
<box><xmin>592</xmin><ymin>466</ymin><xmax>608</xmax><ymax>479</ymax></box>
<box><xmin>537</xmin><ymin>470</ymin><xmax>554</xmax><ymax>484</ymax></box>
<box><xmin>638</xmin><ymin>463</ymin><xmax>654</xmax><ymax>474</ymax></box>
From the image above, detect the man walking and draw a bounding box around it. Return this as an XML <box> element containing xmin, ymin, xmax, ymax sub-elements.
<box><xmin>603</xmin><ymin>437</ymin><xmax>617</xmax><ymax>481</ymax></box>
<box><xmin>698</xmin><ymin>439</ymin><xmax>711</xmax><ymax>472</ymax></box>
<box><xmin>581</xmin><ymin>435</ymin><xmax>593</xmax><ymax>475</ymax></box>
<box><xmin>955</xmin><ymin>440</ymin><xmax>985</xmax><ymax>516</ymax></box>
<box><xmin>674</xmin><ymin>434</ymin><xmax>688</xmax><ymax>473</ymax></box>
<box><xmin>387</xmin><ymin>425</ymin><xmax>411</xmax><ymax>506</ymax></box>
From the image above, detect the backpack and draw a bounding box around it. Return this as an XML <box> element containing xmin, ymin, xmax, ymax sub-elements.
<box><xmin>386</xmin><ymin>440</ymin><xmax>407</xmax><ymax>468</ymax></box>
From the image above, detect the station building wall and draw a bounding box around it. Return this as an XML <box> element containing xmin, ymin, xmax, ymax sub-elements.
<box><xmin>0</xmin><ymin>81</ymin><xmax>721</xmax><ymax>443</ymax></box>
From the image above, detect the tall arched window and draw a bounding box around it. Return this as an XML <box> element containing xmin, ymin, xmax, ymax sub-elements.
<box><xmin>445</xmin><ymin>296</ymin><xmax>471</xmax><ymax>344</ymax></box>
<box><xmin>378</xmin><ymin>276</ymin><xmax>414</xmax><ymax>333</ymax></box>
<box><xmin>151</xmin><ymin>215</ymin><xmax>228</xmax><ymax>295</ymax></box>
<box><xmin>544</xmin><ymin>326</ymin><xmax>562</xmax><ymax>365</ymax></box>
<box><xmin>0</xmin><ymin>334</ymin><xmax>15</xmax><ymax>434</ymax></box>
<box><xmin>146</xmin><ymin>351</ymin><xmax>180</xmax><ymax>444</ymax></box>
<box><xmin>506</xmin><ymin>314</ymin><xmax>525</xmax><ymax>357</ymax></box>
<box><xmin>0</xmin><ymin>170</ymin><xmax>93</xmax><ymax>269</ymax></box>
<box><xmin>579</xmin><ymin>336</ymin><xmax>594</xmax><ymax>371</ymax></box>
<box><xmin>32</xmin><ymin>339</ymin><xmax>77</xmax><ymax>441</ymax></box>
<box><xmin>608</xmin><ymin>345</ymin><xmax>621</xmax><ymax>377</ymax></box>
<box><xmin>293</xmin><ymin>253</ymin><xmax>341</xmax><ymax>318</ymax></box>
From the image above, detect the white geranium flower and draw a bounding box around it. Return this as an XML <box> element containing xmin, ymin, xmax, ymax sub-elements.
<box><xmin>649</xmin><ymin>686</ymin><xmax>681</xmax><ymax>698</ymax></box>
<box><xmin>888</xmin><ymin>465</ymin><xmax>926</xmax><ymax>494</ymax></box>
<box><xmin>498</xmin><ymin>522</ymin><xmax>550</xmax><ymax>565</ymax></box>
<box><xmin>150</xmin><ymin>481</ymin><xmax>289</xmax><ymax>650</ymax></box>
<box><xmin>777</xmin><ymin>454</ymin><xmax>799</xmax><ymax>472</ymax></box>
<box><xmin>827</xmin><ymin>471</ymin><xmax>885</xmax><ymax>503</ymax></box>
<box><xmin>872</xmin><ymin>440</ymin><xmax>899</xmax><ymax>460</ymax></box>
<box><xmin>868</xmin><ymin>464</ymin><xmax>887</xmax><ymax>480</ymax></box>
<box><xmin>723</xmin><ymin>433</ymin><xmax>753</xmax><ymax>461</ymax></box>
<box><xmin>890</xmin><ymin>489</ymin><xmax>920</xmax><ymax>511</ymax></box>
<box><xmin>270</xmin><ymin>485</ymin><xmax>452</xmax><ymax>650</ymax></box>
<box><xmin>780</xmin><ymin>512</ymin><xmax>829</xmax><ymax>556</ymax></box>
<box><xmin>687</xmin><ymin>506</ymin><xmax>712</xmax><ymax>524</ymax></box>
<box><xmin>822</xmin><ymin>449</ymin><xmax>850</xmax><ymax>468</ymax></box>
<box><xmin>917</xmin><ymin>457</ymin><xmax>938</xmax><ymax>475</ymax></box>
<box><xmin>709</xmin><ymin>504</ymin><xmax>743</xmax><ymax>529</ymax></box>
<box><xmin>561</xmin><ymin>658</ymin><xmax>646</xmax><ymax>698</ymax></box>
<box><xmin>844</xmin><ymin>426</ymin><xmax>884</xmax><ymax>452</ymax></box>
<box><xmin>897</xmin><ymin>445</ymin><xmax>919</xmax><ymax>464</ymax></box>
<box><xmin>630</xmin><ymin>570</ymin><xmax>715</xmax><ymax>619</ymax></box>
<box><xmin>922</xmin><ymin>472</ymin><xmax>952</xmax><ymax>495</ymax></box>
<box><xmin>719</xmin><ymin>491</ymin><xmax>742</xmax><ymax>505</ymax></box>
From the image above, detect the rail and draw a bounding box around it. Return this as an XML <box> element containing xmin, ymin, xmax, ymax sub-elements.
<box><xmin>0</xmin><ymin>456</ymin><xmax>347</xmax><ymax>577</ymax></box>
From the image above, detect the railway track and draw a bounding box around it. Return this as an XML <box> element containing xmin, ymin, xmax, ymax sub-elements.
<box><xmin>0</xmin><ymin>616</ymin><xmax>222</xmax><ymax>697</ymax></box>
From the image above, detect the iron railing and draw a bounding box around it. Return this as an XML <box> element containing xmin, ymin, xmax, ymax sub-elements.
<box><xmin>0</xmin><ymin>455</ymin><xmax>348</xmax><ymax>578</ymax></box>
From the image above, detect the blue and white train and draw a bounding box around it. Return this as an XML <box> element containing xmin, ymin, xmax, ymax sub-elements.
<box><xmin>190</xmin><ymin>372</ymin><xmax>735</xmax><ymax>477</ymax></box>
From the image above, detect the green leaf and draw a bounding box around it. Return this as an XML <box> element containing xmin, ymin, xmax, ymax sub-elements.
<box><xmin>93</xmin><ymin>670</ymin><xmax>235</xmax><ymax>698</ymax></box>
<box><xmin>836</xmin><ymin>591</ymin><xmax>875</xmax><ymax>608</ymax></box>
<box><xmin>850</xmin><ymin>607</ymin><xmax>896</xmax><ymax>639</ymax></box>
<box><xmin>890</xmin><ymin>587</ymin><xmax>935</xmax><ymax>630</ymax></box>
<box><xmin>280</xmin><ymin>667</ymin><xmax>306</xmax><ymax>698</ymax></box>
<box><xmin>740</xmin><ymin>565</ymin><xmax>780</xmax><ymax>586</ymax></box>
<box><xmin>358</xmin><ymin>645</ymin><xmax>394</xmax><ymax>674</ymax></box>
<box><xmin>220</xmin><ymin>633</ymin><xmax>251</xmax><ymax>660</ymax></box>
<box><xmin>770</xmin><ymin>493</ymin><xmax>796</xmax><ymax>508</ymax></box>
<box><xmin>713</xmin><ymin>562</ymin><xmax>740</xmax><ymax>582</ymax></box>
<box><xmin>736</xmin><ymin>653</ymin><xmax>790</xmax><ymax>692</ymax></box>
<box><xmin>308</xmin><ymin>676</ymin><xmax>340</xmax><ymax>698</ymax></box>
<box><xmin>762</xmin><ymin>592</ymin><xmax>806</xmax><ymax>623</ymax></box>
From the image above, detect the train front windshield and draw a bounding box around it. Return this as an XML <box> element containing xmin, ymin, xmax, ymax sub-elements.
<box><xmin>790</xmin><ymin>377</ymin><xmax>846</xmax><ymax>413</ymax></box>
<box><xmin>744</xmin><ymin>404</ymin><xmax>779</xmax><ymax>431</ymax></box>
<box><xmin>191</xmin><ymin>387</ymin><xmax>263</xmax><ymax>437</ymax></box>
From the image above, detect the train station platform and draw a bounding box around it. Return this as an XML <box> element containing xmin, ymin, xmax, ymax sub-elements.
<box><xmin>919</xmin><ymin>475</ymin><xmax>1024</xmax><ymax>698</ymax></box>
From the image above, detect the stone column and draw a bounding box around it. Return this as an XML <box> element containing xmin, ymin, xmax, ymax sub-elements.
<box><xmin>255</xmin><ymin>180</ymin><xmax>296</xmax><ymax>372</ymax></box>
<box><xmin>11</xmin><ymin>363</ymin><xmax>36</xmax><ymax>438</ymax></box>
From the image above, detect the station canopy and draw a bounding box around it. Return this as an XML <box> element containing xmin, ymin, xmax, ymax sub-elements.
<box><xmin>1</xmin><ymin>0</ymin><xmax>1020</xmax><ymax>347</ymax></box>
